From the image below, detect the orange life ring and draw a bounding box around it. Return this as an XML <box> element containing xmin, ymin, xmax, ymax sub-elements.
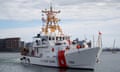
<box><xmin>76</xmin><ymin>45</ymin><xmax>81</xmax><ymax>49</ymax></box>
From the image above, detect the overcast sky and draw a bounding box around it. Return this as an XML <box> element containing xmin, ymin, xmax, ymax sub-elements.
<box><xmin>0</xmin><ymin>0</ymin><xmax>120</xmax><ymax>48</ymax></box>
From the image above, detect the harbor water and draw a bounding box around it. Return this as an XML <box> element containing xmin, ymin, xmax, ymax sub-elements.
<box><xmin>0</xmin><ymin>52</ymin><xmax>120</xmax><ymax>72</ymax></box>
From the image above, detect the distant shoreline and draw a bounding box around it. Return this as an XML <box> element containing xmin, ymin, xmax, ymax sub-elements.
<box><xmin>0</xmin><ymin>48</ymin><xmax>20</xmax><ymax>52</ymax></box>
<box><xmin>102</xmin><ymin>48</ymin><xmax>120</xmax><ymax>52</ymax></box>
<box><xmin>0</xmin><ymin>51</ymin><xmax>20</xmax><ymax>53</ymax></box>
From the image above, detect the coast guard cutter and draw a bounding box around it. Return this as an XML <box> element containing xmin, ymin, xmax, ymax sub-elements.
<box><xmin>20</xmin><ymin>5</ymin><xmax>102</xmax><ymax>70</ymax></box>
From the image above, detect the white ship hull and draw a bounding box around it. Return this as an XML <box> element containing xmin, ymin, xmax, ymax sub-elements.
<box><xmin>21</xmin><ymin>47</ymin><xmax>99</xmax><ymax>70</ymax></box>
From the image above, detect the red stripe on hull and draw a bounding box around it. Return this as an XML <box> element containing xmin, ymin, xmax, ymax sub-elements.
<box><xmin>58</xmin><ymin>50</ymin><xmax>67</xmax><ymax>67</ymax></box>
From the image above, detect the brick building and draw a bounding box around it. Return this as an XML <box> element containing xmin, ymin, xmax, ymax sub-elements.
<box><xmin>5</xmin><ymin>38</ymin><xmax>20</xmax><ymax>49</ymax></box>
<box><xmin>0</xmin><ymin>37</ymin><xmax>21</xmax><ymax>52</ymax></box>
<box><xmin>0</xmin><ymin>39</ymin><xmax>5</xmax><ymax>50</ymax></box>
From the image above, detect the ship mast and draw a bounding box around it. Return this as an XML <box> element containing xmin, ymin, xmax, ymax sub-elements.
<box><xmin>41</xmin><ymin>4</ymin><xmax>63</xmax><ymax>35</ymax></box>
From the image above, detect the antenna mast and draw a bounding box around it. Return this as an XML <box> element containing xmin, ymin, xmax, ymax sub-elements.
<box><xmin>41</xmin><ymin>3</ymin><xmax>62</xmax><ymax>35</ymax></box>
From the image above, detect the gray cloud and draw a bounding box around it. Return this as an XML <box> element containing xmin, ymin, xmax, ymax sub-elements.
<box><xmin>54</xmin><ymin>0</ymin><xmax>120</xmax><ymax>6</ymax></box>
<box><xmin>0</xmin><ymin>0</ymin><xmax>120</xmax><ymax>20</ymax></box>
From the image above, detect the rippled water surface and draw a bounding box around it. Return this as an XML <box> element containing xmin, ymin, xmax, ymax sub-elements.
<box><xmin>0</xmin><ymin>52</ymin><xmax>120</xmax><ymax>72</ymax></box>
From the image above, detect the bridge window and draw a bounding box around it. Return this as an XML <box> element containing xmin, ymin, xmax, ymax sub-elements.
<box><xmin>56</xmin><ymin>37</ymin><xmax>58</xmax><ymax>40</ymax></box>
<box><xmin>49</xmin><ymin>37</ymin><xmax>51</xmax><ymax>40</ymax></box>
<box><xmin>55</xmin><ymin>42</ymin><xmax>62</xmax><ymax>45</ymax></box>
<box><xmin>60</xmin><ymin>37</ymin><xmax>62</xmax><ymax>40</ymax></box>
<box><xmin>36</xmin><ymin>40</ymin><xmax>40</xmax><ymax>45</ymax></box>
<box><xmin>52</xmin><ymin>37</ymin><xmax>55</xmax><ymax>40</ymax></box>
<box><xmin>63</xmin><ymin>37</ymin><xmax>65</xmax><ymax>40</ymax></box>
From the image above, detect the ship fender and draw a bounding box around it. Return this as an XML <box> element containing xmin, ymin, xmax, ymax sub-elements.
<box><xmin>58</xmin><ymin>50</ymin><xmax>67</xmax><ymax>67</ymax></box>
